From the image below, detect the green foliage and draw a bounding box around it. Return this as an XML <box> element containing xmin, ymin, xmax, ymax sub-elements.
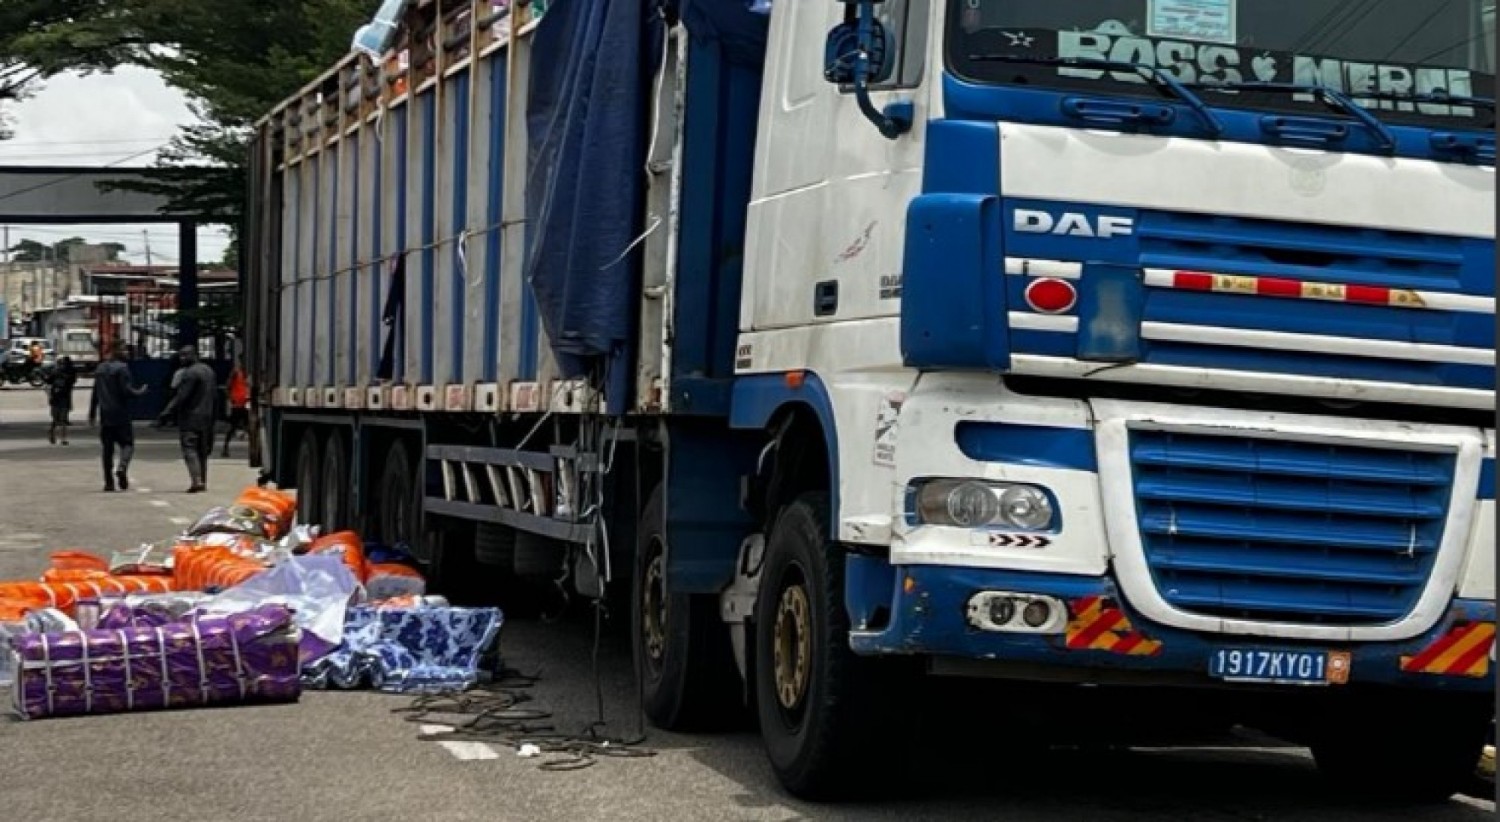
<box><xmin>7</xmin><ymin>236</ymin><xmax>126</xmax><ymax>262</ymax></box>
<box><xmin>0</xmin><ymin>0</ymin><xmax>378</xmax><ymax>221</ymax></box>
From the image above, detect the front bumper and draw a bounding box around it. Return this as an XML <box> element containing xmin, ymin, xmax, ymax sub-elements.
<box><xmin>847</xmin><ymin>560</ymin><xmax>1496</xmax><ymax>693</ymax></box>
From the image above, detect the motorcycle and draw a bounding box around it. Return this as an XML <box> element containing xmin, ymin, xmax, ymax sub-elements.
<box><xmin>0</xmin><ymin>355</ymin><xmax>45</xmax><ymax>388</ymax></box>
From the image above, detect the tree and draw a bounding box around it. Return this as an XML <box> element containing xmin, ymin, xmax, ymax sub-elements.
<box><xmin>0</xmin><ymin>0</ymin><xmax>376</xmax><ymax>219</ymax></box>
<box><xmin>6</xmin><ymin>236</ymin><xmax>127</xmax><ymax>262</ymax></box>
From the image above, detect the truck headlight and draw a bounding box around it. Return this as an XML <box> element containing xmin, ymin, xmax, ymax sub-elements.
<box><xmin>912</xmin><ymin>480</ymin><xmax>1057</xmax><ymax>531</ymax></box>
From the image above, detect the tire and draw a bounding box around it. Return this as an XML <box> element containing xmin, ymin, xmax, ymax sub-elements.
<box><xmin>1311</xmin><ymin>693</ymin><xmax>1491</xmax><ymax>803</ymax></box>
<box><xmin>753</xmin><ymin>492</ymin><xmax>922</xmax><ymax>800</ymax></box>
<box><xmin>294</xmin><ymin>432</ymin><xmax>323</xmax><ymax>528</ymax></box>
<box><xmin>320</xmin><ymin>432</ymin><xmax>350</xmax><ymax>532</ymax></box>
<box><xmin>376</xmin><ymin>439</ymin><xmax>422</xmax><ymax>558</ymax></box>
<box><xmin>632</xmin><ymin>485</ymin><xmax>745</xmax><ymax>731</ymax></box>
<box><xmin>28</xmin><ymin>371</ymin><xmax>44</xmax><ymax>388</ymax></box>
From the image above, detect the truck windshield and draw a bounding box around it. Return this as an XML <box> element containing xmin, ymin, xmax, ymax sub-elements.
<box><xmin>947</xmin><ymin>0</ymin><xmax>1496</xmax><ymax>130</ymax></box>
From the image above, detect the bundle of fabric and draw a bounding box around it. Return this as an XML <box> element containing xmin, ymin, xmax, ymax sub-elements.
<box><xmin>0</xmin><ymin>574</ymin><xmax>175</xmax><ymax>615</ymax></box>
<box><xmin>172</xmin><ymin>545</ymin><xmax>269</xmax><ymax>592</ymax></box>
<box><xmin>364</xmin><ymin>564</ymin><xmax>428</xmax><ymax>601</ymax></box>
<box><xmin>307</xmin><ymin>532</ymin><xmax>369</xmax><ymax>584</ymax></box>
<box><xmin>185</xmin><ymin>504</ymin><xmax>275</xmax><ymax>541</ymax></box>
<box><xmin>303</xmin><ymin>602</ymin><xmax>502</xmax><ymax>694</ymax></box>
<box><xmin>10</xmin><ymin>604</ymin><xmax>301</xmax><ymax>719</ymax></box>
<box><xmin>47</xmin><ymin>551</ymin><xmax>110</xmax><ymax>574</ymax></box>
<box><xmin>198</xmin><ymin>554</ymin><xmax>360</xmax><ymax>666</ymax></box>
<box><xmin>233</xmin><ymin>487</ymin><xmax>297</xmax><ymax>540</ymax></box>
<box><xmin>97</xmin><ymin>593</ymin><xmax>213</xmax><ymax>630</ymax></box>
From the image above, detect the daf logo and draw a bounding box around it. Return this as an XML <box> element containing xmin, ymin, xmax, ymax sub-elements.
<box><xmin>1014</xmin><ymin>209</ymin><xmax>1135</xmax><ymax>239</ymax></box>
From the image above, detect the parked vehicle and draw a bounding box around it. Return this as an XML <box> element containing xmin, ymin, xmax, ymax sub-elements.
<box><xmin>0</xmin><ymin>352</ymin><xmax>46</xmax><ymax>388</ymax></box>
<box><xmin>244</xmin><ymin>0</ymin><xmax>1496</xmax><ymax>802</ymax></box>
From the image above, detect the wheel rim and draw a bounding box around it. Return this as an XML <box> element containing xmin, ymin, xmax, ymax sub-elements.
<box><xmin>641</xmin><ymin>542</ymin><xmax>668</xmax><ymax>676</ymax></box>
<box><xmin>772</xmin><ymin>572</ymin><xmax>812</xmax><ymax>715</ymax></box>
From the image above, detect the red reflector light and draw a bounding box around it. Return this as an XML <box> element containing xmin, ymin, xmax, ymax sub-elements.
<box><xmin>1025</xmin><ymin>278</ymin><xmax>1077</xmax><ymax>314</ymax></box>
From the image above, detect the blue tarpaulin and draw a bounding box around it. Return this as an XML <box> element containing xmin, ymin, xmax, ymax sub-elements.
<box><xmin>524</xmin><ymin>1</ymin><xmax>768</xmax><ymax>403</ymax></box>
<box><xmin>525</xmin><ymin>0</ymin><xmax>665</xmax><ymax>384</ymax></box>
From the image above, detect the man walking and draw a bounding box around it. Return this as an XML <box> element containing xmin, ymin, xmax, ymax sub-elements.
<box><xmin>158</xmin><ymin>345</ymin><xmax>217</xmax><ymax>493</ymax></box>
<box><xmin>223</xmin><ymin>363</ymin><xmax>250</xmax><ymax>457</ymax></box>
<box><xmin>88</xmin><ymin>343</ymin><xmax>147</xmax><ymax>492</ymax></box>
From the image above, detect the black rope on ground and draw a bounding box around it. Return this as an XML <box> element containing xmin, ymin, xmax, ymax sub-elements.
<box><xmin>394</xmin><ymin>668</ymin><xmax>656</xmax><ymax>771</ymax></box>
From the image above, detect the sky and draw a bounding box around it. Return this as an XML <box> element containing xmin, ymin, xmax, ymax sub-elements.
<box><xmin>0</xmin><ymin>66</ymin><xmax>232</xmax><ymax>268</ymax></box>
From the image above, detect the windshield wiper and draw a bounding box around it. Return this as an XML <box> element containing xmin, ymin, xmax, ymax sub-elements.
<box><xmin>967</xmin><ymin>53</ymin><xmax>1225</xmax><ymax>136</ymax></box>
<box><xmin>1184</xmin><ymin>81</ymin><xmax>1398</xmax><ymax>153</ymax></box>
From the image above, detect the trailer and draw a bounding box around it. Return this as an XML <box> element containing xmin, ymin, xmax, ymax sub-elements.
<box><xmin>246</xmin><ymin>0</ymin><xmax>1497</xmax><ymax>802</ymax></box>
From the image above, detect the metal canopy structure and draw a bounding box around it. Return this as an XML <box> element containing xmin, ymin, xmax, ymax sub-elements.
<box><xmin>0</xmin><ymin>165</ymin><xmax>220</xmax><ymax>346</ymax></box>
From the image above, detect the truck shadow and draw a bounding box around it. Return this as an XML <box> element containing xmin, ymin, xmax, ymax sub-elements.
<box><xmin>495</xmin><ymin>608</ymin><xmax>1494</xmax><ymax>821</ymax></box>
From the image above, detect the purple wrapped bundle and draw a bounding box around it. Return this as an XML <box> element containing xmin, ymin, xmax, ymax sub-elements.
<box><xmin>11</xmin><ymin>604</ymin><xmax>301</xmax><ymax>720</ymax></box>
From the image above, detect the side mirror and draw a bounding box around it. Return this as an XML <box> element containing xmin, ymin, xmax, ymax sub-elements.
<box><xmin>821</xmin><ymin>1</ymin><xmax>912</xmax><ymax>140</ymax></box>
<box><xmin>823</xmin><ymin>19</ymin><xmax>894</xmax><ymax>86</ymax></box>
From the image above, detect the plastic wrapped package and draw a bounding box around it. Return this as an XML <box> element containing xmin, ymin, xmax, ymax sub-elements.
<box><xmin>0</xmin><ymin>576</ymin><xmax>175</xmax><ymax>614</ymax></box>
<box><xmin>279</xmin><ymin>525</ymin><xmax>320</xmax><ymax>555</ymax></box>
<box><xmin>171</xmin><ymin>545</ymin><xmax>269</xmax><ymax>592</ymax></box>
<box><xmin>303</xmin><ymin>602</ymin><xmax>502</xmax><ymax>693</ymax></box>
<box><xmin>48</xmin><ymin>551</ymin><xmax>110</xmax><ymax>573</ymax></box>
<box><xmin>199</xmin><ymin>554</ymin><xmax>360</xmax><ymax>666</ymax></box>
<box><xmin>234</xmin><ymin>487</ymin><xmax>297</xmax><ymax>539</ymax></box>
<box><xmin>371</xmin><ymin>595</ymin><xmax>448</xmax><ymax>610</ymax></box>
<box><xmin>365</xmin><ymin>563</ymin><xmax>427</xmax><ymax>601</ymax></box>
<box><xmin>109</xmin><ymin>542</ymin><xmax>178</xmax><ymax>577</ymax></box>
<box><xmin>10</xmin><ymin>604</ymin><xmax>301</xmax><ymax>719</ymax></box>
<box><xmin>185</xmin><ymin>505</ymin><xmax>273</xmax><ymax>540</ymax></box>
<box><xmin>96</xmin><ymin>593</ymin><xmax>212</xmax><ymax>630</ymax></box>
<box><xmin>307</xmin><ymin>532</ymin><xmax>368</xmax><ymax>584</ymax></box>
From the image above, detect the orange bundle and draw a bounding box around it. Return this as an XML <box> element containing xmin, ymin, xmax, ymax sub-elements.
<box><xmin>234</xmin><ymin>487</ymin><xmax>297</xmax><ymax>539</ymax></box>
<box><xmin>172</xmin><ymin>545</ymin><xmax>268</xmax><ymax>592</ymax></box>
<box><xmin>309</xmin><ymin>531</ymin><xmax>368</xmax><ymax>583</ymax></box>
<box><xmin>48</xmin><ymin>551</ymin><xmax>110</xmax><ymax>573</ymax></box>
<box><xmin>0</xmin><ymin>575</ymin><xmax>175</xmax><ymax>614</ymax></box>
<box><xmin>0</xmin><ymin>597</ymin><xmax>39</xmax><ymax>621</ymax></box>
<box><xmin>365</xmin><ymin>562</ymin><xmax>426</xmax><ymax>601</ymax></box>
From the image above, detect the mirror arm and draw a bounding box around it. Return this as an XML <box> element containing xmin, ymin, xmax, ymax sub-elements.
<box><xmin>851</xmin><ymin>0</ymin><xmax>911</xmax><ymax>139</ymax></box>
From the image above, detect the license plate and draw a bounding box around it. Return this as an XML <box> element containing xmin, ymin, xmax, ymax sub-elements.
<box><xmin>1209</xmin><ymin>648</ymin><xmax>1351</xmax><ymax>685</ymax></box>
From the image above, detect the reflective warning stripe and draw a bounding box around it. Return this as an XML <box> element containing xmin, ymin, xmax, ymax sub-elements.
<box><xmin>1065</xmin><ymin>596</ymin><xmax>1163</xmax><ymax>657</ymax></box>
<box><xmin>1400</xmin><ymin>622</ymin><xmax>1496</xmax><ymax>677</ymax></box>
<box><xmin>1143</xmin><ymin>269</ymin><xmax>1496</xmax><ymax>315</ymax></box>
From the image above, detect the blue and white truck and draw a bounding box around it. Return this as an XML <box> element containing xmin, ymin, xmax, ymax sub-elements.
<box><xmin>244</xmin><ymin>0</ymin><xmax>1496</xmax><ymax>801</ymax></box>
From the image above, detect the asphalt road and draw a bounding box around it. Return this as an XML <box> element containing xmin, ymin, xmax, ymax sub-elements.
<box><xmin>0</xmin><ymin>384</ymin><xmax>1494</xmax><ymax>821</ymax></box>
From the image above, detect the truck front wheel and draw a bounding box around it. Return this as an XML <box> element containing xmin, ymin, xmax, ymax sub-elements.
<box><xmin>753</xmin><ymin>492</ymin><xmax>920</xmax><ymax>800</ymax></box>
<box><xmin>1311</xmin><ymin>693</ymin><xmax>1491</xmax><ymax>803</ymax></box>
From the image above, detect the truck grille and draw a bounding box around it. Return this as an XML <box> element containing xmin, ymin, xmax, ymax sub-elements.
<box><xmin>1129</xmin><ymin>429</ymin><xmax>1456</xmax><ymax>626</ymax></box>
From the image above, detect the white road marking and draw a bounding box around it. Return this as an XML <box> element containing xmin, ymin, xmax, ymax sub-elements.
<box><xmin>149</xmin><ymin>500</ymin><xmax>171</xmax><ymax>508</ymax></box>
<box><xmin>1454</xmin><ymin>795</ymin><xmax>1495</xmax><ymax>811</ymax></box>
<box><xmin>419</xmin><ymin>723</ymin><xmax>500</xmax><ymax>760</ymax></box>
<box><xmin>438</xmin><ymin>741</ymin><xmax>501</xmax><ymax>760</ymax></box>
<box><xmin>168</xmin><ymin>516</ymin><xmax>192</xmax><ymax>526</ymax></box>
<box><xmin>136</xmin><ymin>488</ymin><xmax>151</xmax><ymax>494</ymax></box>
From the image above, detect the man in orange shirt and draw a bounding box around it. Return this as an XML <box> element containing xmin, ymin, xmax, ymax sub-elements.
<box><xmin>223</xmin><ymin>364</ymin><xmax>250</xmax><ymax>458</ymax></box>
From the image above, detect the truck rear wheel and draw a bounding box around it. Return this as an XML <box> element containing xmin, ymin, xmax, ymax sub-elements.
<box><xmin>320</xmin><ymin>432</ymin><xmax>350</xmax><ymax>532</ymax></box>
<box><xmin>376</xmin><ymin>440</ymin><xmax>422</xmax><ymax>557</ymax></box>
<box><xmin>1311</xmin><ymin>693</ymin><xmax>1490</xmax><ymax>803</ymax></box>
<box><xmin>753</xmin><ymin>492</ymin><xmax>921</xmax><ymax>800</ymax></box>
<box><xmin>294</xmin><ymin>432</ymin><xmax>323</xmax><ymax>528</ymax></box>
<box><xmin>632</xmin><ymin>485</ymin><xmax>744</xmax><ymax>731</ymax></box>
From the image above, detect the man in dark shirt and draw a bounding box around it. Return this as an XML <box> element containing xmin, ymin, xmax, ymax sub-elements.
<box><xmin>158</xmin><ymin>345</ymin><xmax>218</xmax><ymax>493</ymax></box>
<box><xmin>89</xmin><ymin>343</ymin><xmax>148</xmax><ymax>492</ymax></box>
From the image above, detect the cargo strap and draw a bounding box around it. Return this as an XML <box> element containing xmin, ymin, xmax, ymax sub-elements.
<box><xmin>119</xmin><ymin>630</ymin><xmax>135</xmax><ymax>711</ymax></box>
<box><xmin>190</xmin><ymin>619</ymin><xmax>211</xmax><ymax>703</ymax></box>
